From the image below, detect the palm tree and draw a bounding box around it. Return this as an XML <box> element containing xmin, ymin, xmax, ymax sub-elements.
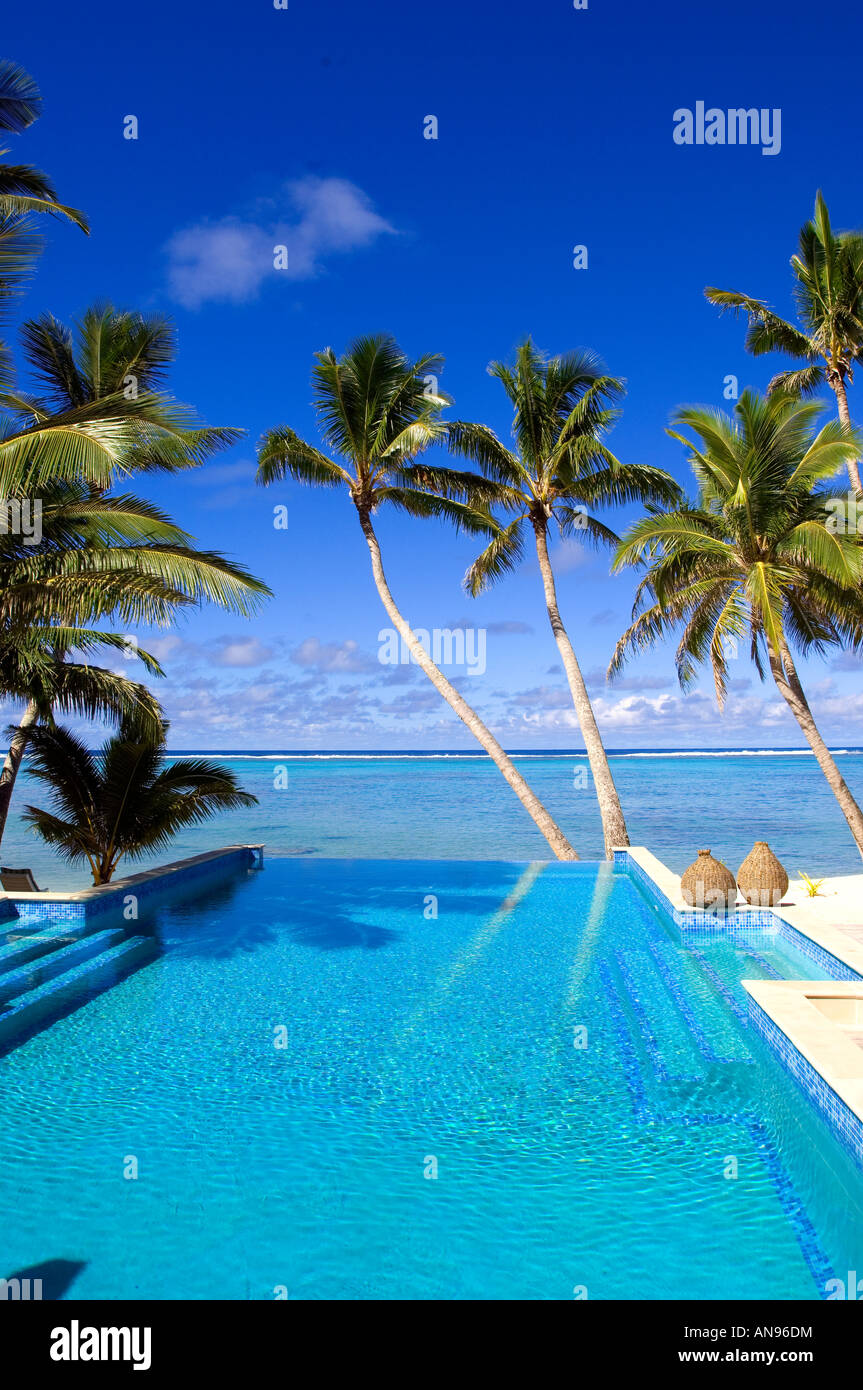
<box><xmin>0</xmin><ymin>307</ymin><xmax>270</xmax><ymax>846</ymax></box>
<box><xmin>256</xmin><ymin>333</ymin><xmax>578</xmax><ymax>859</ymax></box>
<box><xmin>705</xmin><ymin>192</ymin><xmax>863</xmax><ymax>494</ymax></box>
<box><xmin>0</xmin><ymin>478</ymin><xmax>269</xmax><ymax>847</ymax></box>
<box><xmin>0</xmin><ymin>60</ymin><xmax>88</xmax><ymax>385</ymax></box>
<box><xmin>446</xmin><ymin>340</ymin><xmax>682</xmax><ymax>857</ymax></box>
<box><xmin>610</xmin><ymin>389</ymin><xmax>863</xmax><ymax>857</ymax></box>
<box><xmin>0</xmin><ymin>630</ymin><xmax>164</xmax><ymax>855</ymax></box>
<box><xmin>21</xmin><ymin>718</ymin><xmax>258</xmax><ymax>885</ymax></box>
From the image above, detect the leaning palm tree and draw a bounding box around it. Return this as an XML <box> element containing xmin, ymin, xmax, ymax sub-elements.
<box><xmin>256</xmin><ymin>333</ymin><xmax>577</xmax><ymax>859</ymax></box>
<box><xmin>705</xmin><ymin>192</ymin><xmax>863</xmax><ymax>493</ymax></box>
<box><xmin>446</xmin><ymin>340</ymin><xmax>682</xmax><ymax>857</ymax></box>
<box><xmin>21</xmin><ymin>719</ymin><xmax>258</xmax><ymax>885</ymax></box>
<box><xmin>610</xmin><ymin>389</ymin><xmax>863</xmax><ymax>857</ymax></box>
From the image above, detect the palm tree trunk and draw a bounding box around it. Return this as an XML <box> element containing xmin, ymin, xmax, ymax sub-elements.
<box><xmin>532</xmin><ymin>520</ymin><xmax>629</xmax><ymax>857</ymax></box>
<box><xmin>0</xmin><ymin>700</ymin><xmax>38</xmax><ymax>851</ymax></box>
<box><xmin>356</xmin><ymin>505</ymin><xmax>579</xmax><ymax>860</ymax></box>
<box><xmin>831</xmin><ymin>373</ymin><xmax>862</xmax><ymax>496</ymax></box>
<box><xmin>769</xmin><ymin>640</ymin><xmax>863</xmax><ymax>859</ymax></box>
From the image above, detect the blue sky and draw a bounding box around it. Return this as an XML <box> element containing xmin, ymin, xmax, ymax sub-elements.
<box><xmin>5</xmin><ymin>0</ymin><xmax>863</xmax><ymax>748</ymax></box>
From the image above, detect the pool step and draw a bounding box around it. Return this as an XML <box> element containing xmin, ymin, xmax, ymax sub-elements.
<box><xmin>0</xmin><ymin>919</ymin><xmax>96</xmax><ymax>975</ymax></box>
<box><xmin>614</xmin><ymin>949</ymin><xmax>706</xmax><ymax>1085</ymax></box>
<box><xmin>0</xmin><ymin>928</ymin><xmax>127</xmax><ymax>1005</ymax></box>
<box><xmin>0</xmin><ymin>935</ymin><xmax>157</xmax><ymax>1053</ymax></box>
<box><xmin>646</xmin><ymin>927</ymin><xmax>751</xmax><ymax>1064</ymax></box>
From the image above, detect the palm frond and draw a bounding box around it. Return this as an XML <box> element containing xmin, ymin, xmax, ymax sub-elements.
<box><xmin>463</xmin><ymin>516</ymin><xmax>526</xmax><ymax>595</ymax></box>
<box><xmin>444</xmin><ymin>421</ymin><xmax>524</xmax><ymax>486</ymax></box>
<box><xmin>767</xmin><ymin>364</ymin><xmax>826</xmax><ymax>397</ymax></box>
<box><xmin>256</xmin><ymin>425</ymin><xmax>350</xmax><ymax>487</ymax></box>
<box><xmin>375</xmin><ymin>486</ymin><xmax>499</xmax><ymax>536</ymax></box>
<box><xmin>0</xmin><ymin>60</ymin><xmax>42</xmax><ymax>133</ymax></box>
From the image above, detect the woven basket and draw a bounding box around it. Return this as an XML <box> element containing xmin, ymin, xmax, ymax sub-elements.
<box><xmin>736</xmin><ymin>841</ymin><xmax>788</xmax><ymax>907</ymax></box>
<box><xmin>680</xmin><ymin>849</ymin><xmax>738</xmax><ymax>912</ymax></box>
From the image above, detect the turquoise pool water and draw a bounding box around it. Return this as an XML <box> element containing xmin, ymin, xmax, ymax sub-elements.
<box><xmin>1</xmin><ymin>858</ymin><xmax>861</xmax><ymax>1300</ymax></box>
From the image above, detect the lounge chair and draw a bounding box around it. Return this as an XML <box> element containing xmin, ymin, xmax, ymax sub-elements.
<box><xmin>0</xmin><ymin>867</ymin><xmax>42</xmax><ymax>893</ymax></box>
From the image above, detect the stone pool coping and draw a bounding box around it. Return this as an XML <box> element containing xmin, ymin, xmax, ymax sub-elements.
<box><xmin>615</xmin><ymin>845</ymin><xmax>863</xmax><ymax>982</ymax></box>
<box><xmin>745</xmin><ymin>980</ymin><xmax>863</xmax><ymax>1165</ymax></box>
<box><xmin>0</xmin><ymin>845</ymin><xmax>265</xmax><ymax>925</ymax></box>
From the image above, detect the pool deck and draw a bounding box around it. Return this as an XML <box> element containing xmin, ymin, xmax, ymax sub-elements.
<box><xmin>784</xmin><ymin>874</ymin><xmax>863</xmax><ymax>947</ymax></box>
<box><xmin>619</xmin><ymin>845</ymin><xmax>863</xmax><ymax>981</ymax></box>
<box><xmin>614</xmin><ymin>845</ymin><xmax>863</xmax><ymax>1161</ymax></box>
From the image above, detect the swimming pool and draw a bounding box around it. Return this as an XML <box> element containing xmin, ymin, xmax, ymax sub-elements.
<box><xmin>1</xmin><ymin>858</ymin><xmax>861</xmax><ymax>1300</ymax></box>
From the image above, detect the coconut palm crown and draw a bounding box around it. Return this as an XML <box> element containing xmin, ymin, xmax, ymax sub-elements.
<box><xmin>0</xmin><ymin>306</ymin><xmax>271</xmax><ymax>849</ymax></box>
<box><xmin>444</xmin><ymin>338</ymin><xmax>682</xmax><ymax>856</ymax></box>
<box><xmin>1</xmin><ymin>304</ymin><xmax>243</xmax><ymax>485</ymax></box>
<box><xmin>705</xmin><ymin>192</ymin><xmax>863</xmax><ymax>492</ymax></box>
<box><xmin>610</xmin><ymin>388</ymin><xmax>863</xmax><ymax>856</ymax></box>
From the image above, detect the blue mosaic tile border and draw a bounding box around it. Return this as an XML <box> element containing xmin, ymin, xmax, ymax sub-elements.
<box><xmin>11</xmin><ymin>900</ymin><xmax>85</xmax><ymax>925</ymax></box>
<box><xmin>602</xmin><ymin>945</ymin><xmax>834</xmax><ymax>1295</ymax></box>
<box><xmin>749</xmin><ymin>995</ymin><xmax>863</xmax><ymax>1174</ymax></box>
<box><xmin>7</xmin><ymin>847</ymin><xmax>261</xmax><ymax>927</ymax></box>
<box><xmin>745</xmin><ymin>1114</ymin><xmax>835</xmax><ymax>1295</ymax></box>
<box><xmin>616</xmin><ymin>849</ymin><xmax>860</xmax><ymax>983</ymax></box>
<box><xmin>599</xmin><ymin>959</ymin><xmax>650</xmax><ymax>1125</ymax></box>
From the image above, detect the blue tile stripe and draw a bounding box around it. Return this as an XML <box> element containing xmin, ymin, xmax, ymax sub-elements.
<box><xmin>599</xmin><ymin>961</ymin><xmax>650</xmax><ymax>1124</ymax></box>
<box><xmin>6</xmin><ymin>847</ymin><xmax>260</xmax><ymax>926</ymax></box>
<box><xmin>602</xmin><ymin>944</ymin><xmax>833</xmax><ymax>1297</ymax></box>
<box><xmin>689</xmin><ymin>948</ymin><xmax>750</xmax><ymax>1026</ymax></box>
<box><xmin>613</xmin><ymin>949</ymin><xmax>673</xmax><ymax>1084</ymax></box>
<box><xmin>745</xmin><ymin>1116</ymin><xmax>835</xmax><ymax>1297</ymax></box>
<box><xmin>749</xmin><ymin>995</ymin><xmax>863</xmax><ymax>1177</ymax></box>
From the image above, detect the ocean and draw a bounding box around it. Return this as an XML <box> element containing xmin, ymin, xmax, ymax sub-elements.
<box><xmin>3</xmin><ymin>748</ymin><xmax>863</xmax><ymax>890</ymax></box>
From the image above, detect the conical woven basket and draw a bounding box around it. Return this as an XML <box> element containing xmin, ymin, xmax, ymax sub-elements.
<box><xmin>736</xmin><ymin>841</ymin><xmax>788</xmax><ymax>908</ymax></box>
<box><xmin>680</xmin><ymin>849</ymin><xmax>738</xmax><ymax>912</ymax></box>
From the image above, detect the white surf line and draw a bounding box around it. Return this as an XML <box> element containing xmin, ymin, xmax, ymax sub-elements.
<box><xmin>395</xmin><ymin>861</ymin><xmax>547</xmax><ymax>1045</ymax></box>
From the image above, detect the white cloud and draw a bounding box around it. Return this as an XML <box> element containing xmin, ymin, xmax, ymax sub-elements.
<box><xmin>212</xmin><ymin>637</ymin><xmax>274</xmax><ymax>668</ymax></box>
<box><xmin>290</xmin><ymin>637</ymin><xmax>379</xmax><ymax>674</ymax></box>
<box><xmin>141</xmin><ymin>634</ymin><xmax>187</xmax><ymax>662</ymax></box>
<box><xmin>165</xmin><ymin>177</ymin><xmax>395</xmax><ymax>308</ymax></box>
<box><xmin>549</xmin><ymin>539</ymin><xmax>590</xmax><ymax>573</ymax></box>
